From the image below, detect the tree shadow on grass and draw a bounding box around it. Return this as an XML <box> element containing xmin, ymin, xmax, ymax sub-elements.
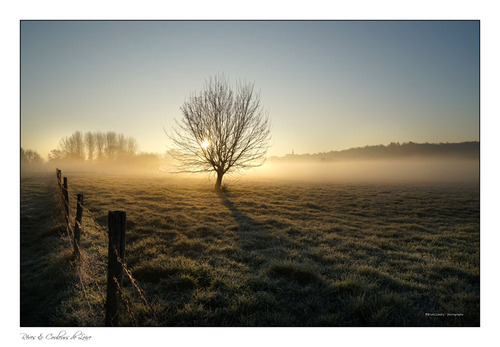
<box><xmin>219</xmin><ymin>193</ymin><xmax>343</xmax><ymax>326</ymax></box>
<box><xmin>219</xmin><ymin>193</ymin><xmax>299</xmax><ymax>263</ymax></box>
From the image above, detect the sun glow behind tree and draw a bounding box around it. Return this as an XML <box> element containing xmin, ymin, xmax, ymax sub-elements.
<box><xmin>201</xmin><ymin>139</ymin><xmax>211</xmax><ymax>150</ymax></box>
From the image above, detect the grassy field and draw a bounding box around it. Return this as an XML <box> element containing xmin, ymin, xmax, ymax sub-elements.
<box><xmin>20</xmin><ymin>171</ymin><xmax>480</xmax><ymax>327</ymax></box>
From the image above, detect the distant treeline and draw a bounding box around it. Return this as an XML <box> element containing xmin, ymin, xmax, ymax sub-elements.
<box><xmin>48</xmin><ymin>130</ymin><xmax>139</xmax><ymax>163</ymax></box>
<box><xmin>21</xmin><ymin>131</ymin><xmax>173</xmax><ymax>173</ymax></box>
<box><xmin>270</xmin><ymin>141</ymin><xmax>479</xmax><ymax>162</ymax></box>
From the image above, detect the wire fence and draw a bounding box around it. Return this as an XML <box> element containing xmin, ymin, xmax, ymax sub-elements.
<box><xmin>55</xmin><ymin>168</ymin><xmax>158</xmax><ymax>326</ymax></box>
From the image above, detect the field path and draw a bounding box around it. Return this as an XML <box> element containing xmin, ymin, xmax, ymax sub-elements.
<box><xmin>20</xmin><ymin>172</ymin><xmax>73</xmax><ymax>326</ymax></box>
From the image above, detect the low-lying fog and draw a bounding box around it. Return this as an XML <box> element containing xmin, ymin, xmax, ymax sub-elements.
<box><xmin>27</xmin><ymin>158</ymin><xmax>479</xmax><ymax>185</ymax></box>
<box><xmin>242</xmin><ymin>159</ymin><xmax>479</xmax><ymax>184</ymax></box>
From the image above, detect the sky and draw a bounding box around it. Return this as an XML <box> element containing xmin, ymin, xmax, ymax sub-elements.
<box><xmin>20</xmin><ymin>20</ymin><xmax>479</xmax><ymax>159</ymax></box>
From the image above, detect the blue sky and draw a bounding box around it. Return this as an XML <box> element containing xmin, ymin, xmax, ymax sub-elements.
<box><xmin>21</xmin><ymin>20</ymin><xmax>479</xmax><ymax>158</ymax></box>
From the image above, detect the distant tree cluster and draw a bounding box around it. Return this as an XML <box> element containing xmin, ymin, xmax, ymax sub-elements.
<box><xmin>21</xmin><ymin>131</ymin><xmax>173</xmax><ymax>174</ymax></box>
<box><xmin>48</xmin><ymin>131</ymin><xmax>139</xmax><ymax>163</ymax></box>
<box><xmin>21</xmin><ymin>148</ymin><xmax>43</xmax><ymax>168</ymax></box>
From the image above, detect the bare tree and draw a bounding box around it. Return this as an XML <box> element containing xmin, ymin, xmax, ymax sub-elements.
<box><xmin>58</xmin><ymin>131</ymin><xmax>84</xmax><ymax>161</ymax></box>
<box><xmin>95</xmin><ymin>131</ymin><xmax>106</xmax><ymax>160</ymax></box>
<box><xmin>48</xmin><ymin>149</ymin><xmax>63</xmax><ymax>162</ymax></box>
<box><xmin>84</xmin><ymin>131</ymin><xmax>96</xmax><ymax>162</ymax></box>
<box><xmin>126</xmin><ymin>137</ymin><xmax>139</xmax><ymax>156</ymax></box>
<box><xmin>116</xmin><ymin>133</ymin><xmax>132</xmax><ymax>160</ymax></box>
<box><xmin>72</xmin><ymin>131</ymin><xmax>85</xmax><ymax>160</ymax></box>
<box><xmin>105</xmin><ymin>131</ymin><xmax>118</xmax><ymax>160</ymax></box>
<box><xmin>58</xmin><ymin>136</ymin><xmax>72</xmax><ymax>159</ymax></box>
<box><xmin>168</xmin><ymin>76</ymin><xmax>271</xmax><ymax>191</ymax></box>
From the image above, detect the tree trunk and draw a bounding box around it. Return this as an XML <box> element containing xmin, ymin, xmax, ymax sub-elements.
<box><xmin>214</xmin><ymin>171</ymin><xmax>223</xmax><ymax>192</ymax></box>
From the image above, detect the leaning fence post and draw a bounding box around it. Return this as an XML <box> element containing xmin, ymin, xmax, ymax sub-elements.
<box><xmin>63</xmin><ymin>177</ymin><xmax>69</xmax><ymax>231</ymax></box>
<box><xmin>106</xmin><ymin>211</ymin><xmax>126</xmax><ymax>327</ymax></box>
<box><xmin>73</xmin><ymin>194</ymin><xmax>84</xmax><ymax>258</ymax></box>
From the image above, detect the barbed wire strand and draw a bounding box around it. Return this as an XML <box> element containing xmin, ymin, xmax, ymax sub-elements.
<box><xmin>80</xmin><ymin>206</ymin><xmax>108</xmax><ymax>237</ymax></box>
<box><xmin>79</xmin><ymin>250</ymin><xmax>107</xmax><ymax>305</ymax></box>
<box><xmin>114</xmin><ymin>277</ymin><xmax>139</xmax><ymax>327</ymax></box>
<box><xmin>77</xmin><ymin>263</ymin><xmax>95</xmax><ymax>312</ymax></box>
<box><xmin>54</xmin><ymin>181</ymin><xmax>74</xmax><ymax>250</ymax></box>
<box><xmin>113</xmin><ymin>247</ymin><xmax>159</xmax><ymax>321</ymax></box>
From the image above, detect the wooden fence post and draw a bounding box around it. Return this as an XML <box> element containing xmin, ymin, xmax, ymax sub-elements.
<box><xmin>73</xmin><ymin>194</ymin><xmax>84</xmax><ymax>258</ymax></box>
<box><xmin>56</xmin><ymin>169</ymin><xmax>61</xmax><ymax>187</ymax></box>
<box><xmin>105</xmin><ymin>211</ymin><xmax>126</xmax><ymax>327</ymax></box>
<box><xmin>63</xmin><ymin>177</ymin><xmax>69</xmax><ymax>231</ymax></box>
<box><xmin>60</xmin><ymin>171</ymin><xmax>64</xmax><ymax>196</ymax></box>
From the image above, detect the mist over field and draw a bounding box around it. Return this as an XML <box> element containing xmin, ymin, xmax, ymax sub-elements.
<box><xmin>23</xmin><ymin>140</ymin><xmax>478</xmax><ymax>186</ymax></box>
<box><xmin>241</xmin><ymin>158</ymin><xmax>479</xmax><ymax>184</ymax></box>
<box><xmin>24</xmin><ymin>157</ymin><xmax>479</xmax><ymax>186</ymax></box>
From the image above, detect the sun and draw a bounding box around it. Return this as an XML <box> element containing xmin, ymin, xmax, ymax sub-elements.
<box><xmin>201</xmin><ymin>139</ymin><xmax>210</xmax><ymax>150</ymax></box>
